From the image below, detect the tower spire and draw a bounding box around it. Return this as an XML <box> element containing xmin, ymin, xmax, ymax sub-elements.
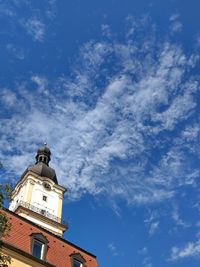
<box><xmin>9</xmin><ymin>144</ymin><xmax>67</xmax><ymax>236</ymax></box>
<box><xmin>35</xmin><ymin>143</ymin><xmax>51</xmax><ymax>165</ymax></box>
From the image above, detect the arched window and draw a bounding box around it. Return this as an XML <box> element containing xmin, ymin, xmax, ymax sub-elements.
<box><xmin>30</xmin><ymin>233</ymin><xmax>48</xmax><ymax>260</ymax></box>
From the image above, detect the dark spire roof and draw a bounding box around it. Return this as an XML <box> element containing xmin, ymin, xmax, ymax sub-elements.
<box><xmin>27</xmin><ymin>144</ymin><xmax>58</xmax><ymax>184</ymax></box>
<box><xmin>36</xmin><ymin>143</ymin><xmax>51</xmax><ymax>165</ymax></box>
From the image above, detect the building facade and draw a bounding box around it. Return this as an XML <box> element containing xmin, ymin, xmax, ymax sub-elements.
<box><xmin>2</xmin><ymin>145</ymin><xmax>98</xmax><ymax>267</ymax></box>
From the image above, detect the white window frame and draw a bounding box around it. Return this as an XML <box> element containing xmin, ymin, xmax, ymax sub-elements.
<box><xmin>73</xmin><ymin>259</ymin><xmax>83</xmax><ymax>267</ymax></box>
<box><xmin>32</xmin><ymin>239</ymin><xmax>45</xmax><ymax>260</ymax></box>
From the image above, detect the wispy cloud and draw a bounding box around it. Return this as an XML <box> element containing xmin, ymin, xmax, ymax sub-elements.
<box><xmin>31</xmin><ymin>75</ymin><xmax>49</xmax><ymax>95</ymax></box>
<box><xmin>108</xmin><ymin>243</ymin><xmax>118</xmax><ymax>256</ymax></box>
<box><xmin>138</xmin><ymin>246</ymin><xmax>148</xmax><ymax>255</ymax></box>
<box><xmin>171</xmin><ymin>206</ymin><xmax>190</xmax><ymax>229</ymax></box>
<box><xmin>1</xmin><ymin>88</ymin><xmax>18</xmax><ymax>107</ymax></box>
<box><xmin>149</xmin><ymin>221</ymin><xmax>159</xmax><ymax>236</ymax></box>
<box><xmin>0</xmin><ymin>18</ymin><xmax>199</xmax><ymax>205</ymax></box>
<box><xmin>169</xmin><ymin>240</ymin><xmax>200</xmax><ymax>260</ymax></box>
<box><xmin>101</xmin><ymin>24</ymin><xmax>112</xmax><ymax>38</ymax></box>
<box><xmin>138</xmin><ymin>247</ymin><xmax>153</xmax><ymax>267</ymax></box>
<box><xmin>23</xmin><ymin>17</ymin><xmax>45</xmax><ymax>41</ymax></box>
<box><xmin>6</xmin><ymin>44</ymin><xmax>25</xmax><ymax>60</ymax></box>
<box><xmin>0</xmin><ymin>1</ymin><xmax>56</xmax><ymax>48</ymax></box>
<box><xmin>169</xmin><ymin>13</ymin><xmax>183</xmax><ymax>33</ymax></box>
<box><xmin>144</xmin><ymin>211</ymin><xmax>160</xmax><ymax>236</ymax></box>
<box><xmin>143</xmin><ymin>258</ymin><xmax>152</xmax><ymax>267</ymax></box>
<box><xmin>0</xmin><ymin>3</ymin><xmax>15</xmax><ymax>17</ymax></box>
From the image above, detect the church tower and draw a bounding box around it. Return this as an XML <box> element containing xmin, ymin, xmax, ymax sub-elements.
<box><xmin>9</xmin><ymin>144</ymin><xmax>67</xmax><ymax>237</ymax></box>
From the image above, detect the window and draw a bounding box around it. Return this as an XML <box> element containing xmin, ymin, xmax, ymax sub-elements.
<box><xmin>31</xmin><ymin>233</ymin><xmax>48</xmax><ymax>261</ymax></box>
<box><xmin>43</xmin><ymin>182</ymin><xmax>51</xmax><ymax>191</ymax></box>
<box><xmin>32</xmin><ymin>239</ymin><xmax>44</xmax><ymax>259</ymax></box>
<box><xmin>40</xmin><ymin>209</ymin><xmax>46</xmax><ymax>215</ymax></box>
<box><xmin>70</xmin><ymin>253</ymin><xmax>85</xmax><ymax>267</ymax></box>
<box><xmin>43</xmin><ymin>195</ymin><xmax>47</xmax><ymax>202</ymax></box>
<box><xmin>73</xmin><ymin>259</ymin><xmax>82</xmax><ymax>267</ymax></box>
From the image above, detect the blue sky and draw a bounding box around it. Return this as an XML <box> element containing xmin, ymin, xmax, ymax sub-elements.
<box><xmin>0</xmin><ymin>0</ymin><xmax>200</xmax><ymax>266</ymax></box>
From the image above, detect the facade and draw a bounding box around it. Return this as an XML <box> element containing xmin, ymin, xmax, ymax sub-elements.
<box><xmin>1</xmin><ymin>145</ymin><xmax>98</xmax><ymax>267</ymax></box>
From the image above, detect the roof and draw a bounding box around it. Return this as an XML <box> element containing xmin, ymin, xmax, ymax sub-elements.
<box><xmin>27</xmin><ymin>162</ymin><xmax>58</xmax><ymax>184</ymax></box>
<box><xmin>2</xmin><ymin>208</ymin><xmax>98</xmax><ymax>267</ymax></box>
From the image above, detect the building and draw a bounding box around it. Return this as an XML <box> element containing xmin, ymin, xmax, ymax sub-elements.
<box><xmin>1</xmin><ymin>145</ymin><xmax>98</xmax><ymax>267</ymax></box>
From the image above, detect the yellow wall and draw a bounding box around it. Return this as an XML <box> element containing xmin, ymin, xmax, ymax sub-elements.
<box><xmin>57</xmin><ymin>196</ymin><xmax>63</xmax><ymax>218</ymax></box>
<box><xmin>2</xmin><ymin>246</ymin><xmax>48</xmax><ymax>267</ymax></box>
<box><xmin>26</xmin><ymin>181</ymin><xmax>34</xmax><ymax>204</ymax></box>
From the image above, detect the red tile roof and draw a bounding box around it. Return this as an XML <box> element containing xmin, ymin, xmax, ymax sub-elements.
<box><xmin>2</xmin><ymin>209</ymin><xmax>98</xmax><ymax>267</ymax></box>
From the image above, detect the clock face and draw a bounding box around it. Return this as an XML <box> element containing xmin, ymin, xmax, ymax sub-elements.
<box><xmin>43</xmin><ymin>182</ymin><xmax>51</xmax><ymax>191</ymax></box>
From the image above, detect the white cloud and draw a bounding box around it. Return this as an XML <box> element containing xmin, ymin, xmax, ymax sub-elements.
<box><xmin>144</xmin><ymin>211</ymin><xmax>160</xmax><ymax>236</ymax></box>
<box><xmin>172</xmin><ymin>206</ymin><xmax>190</xmax><ymax>228</ymax></box>
<box><xmin>170</xmin><ymin>240</ymin><xmax>200</xmax><ymax>260</ymax></box>
<box><xmin>169</xmin><ymin>13</ymin><xmax>183</xmax><ymax>33</ymax></box>
<box><xmin>143</xmin><ymin>256</ymin><xmax>153</xmax><ymax>267</ymax></box>
<box><xmin>23</xmin><ymin>17</ymin><xmax>45</xmax><ymax>42</ymax></box>
<box><xmin>149</xmin><ymin>221</ymin><xmax>159</xmax><ymax>236</ymax></box>
<box><xmin>6</xmin><ymin>44</ymin><xmax>25</xmax><ymax>60</ymax></box>
<box><xmin>169</xmin><ymin>14</ymin><xmax>180</xmax><ymax>22</ymax></box>
<box><xmin>171</xmin><ymin>21</ymin><xmax>183</xmax><ymax>33</ymax></box>
<box><xmin>101</xmin><ymin>24</ymin><xmax>112</xmax><ymax>38</ymax></box>
<box><xmin>138</xmin><ymin>247</ymin><xmax>148</xmax><ymax>255</ymax></box>
<box><xmin>108</xmin><ymin>243</ymin><xmax>118</xmax><ymax>256</ymax></box>
<box><xmin>138</xmin><ymin>247</ymin><xmax>153</xmax><ymax>267</ymax></box>
<box><xmin>1</xmin><ymin>89</ymin><xmax>17</xmax><ymax>107</ymax></box>
<box><xmin>31</xmin><ymin>75</ymin><xmax>49</xmax><ymax>95</ymax></box>
<box><xmin>0</xmin><ymin>18</ymin><xmax>199</xmax><ymax>205</ymax></box>
<box><xmin>0</xmin><ymin>3</ymin><xmax>15</xmax><ymax>17</ymax></box>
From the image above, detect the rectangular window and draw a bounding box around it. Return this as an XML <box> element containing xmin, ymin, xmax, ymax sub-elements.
<box><xmin>40</xmin><ymin>209</ymin><xmax>46</xmax><ymax>215</ymax></box>
<box><xmin>74</xmin><ymin>259</ymin><xmax>82</xmax><ymax>267</ymax></box>
<box><xmin>43</xmin><ymin>195</ymin><xmax>47</xmax><ymax>202</ymax></box>
<box><xmin>32</xmin><ymin>240</ymin><xmax>44</xmax><ymax>259</ymax></box>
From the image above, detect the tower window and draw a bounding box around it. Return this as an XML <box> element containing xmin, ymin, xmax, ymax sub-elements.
<box><xmin>41</xmin><ymin>209</ymin><xmax>46</xmax><ymax>215</ymax></box>
<box><xmin>43</xmin><ymin>195</ymin><xmax>47</xmax><ymax>202</ymax></box>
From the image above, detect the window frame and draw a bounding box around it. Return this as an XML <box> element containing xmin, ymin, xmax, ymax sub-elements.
<box><xmin>70</xmin><ymin>253</ymin><xmax>86</xmax><ymax>267</ymax></box>
<box><xmin>73</xmin><ymin>259</ymin><xmax>83</xmax><ymax>267</ymax></box>
<box><xmin>32</xmin><ymin>239</ymin><xmax>45</xmax><ymax>259</ymax></box>
<box><xmin>43</xmin><ymin>195</ymin><xmax>47</xmax><ymax>202</ymax></box>
<box><xmin>30</xmin><ymin>233</ymin><xmax>49</xmax><ymax>261</ymax></box>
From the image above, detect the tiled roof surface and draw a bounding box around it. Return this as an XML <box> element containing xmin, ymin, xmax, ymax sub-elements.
<box><xmin>2</xmin><ymin>209</ymin><xmax>98</xmax><ymax>267</ymax></box>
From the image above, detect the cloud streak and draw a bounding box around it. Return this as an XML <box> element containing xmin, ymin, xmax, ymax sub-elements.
<box><xmin>23</xmin><ymin>17</ymin><xmax>45</xmax><ymax>42</ymax></box>
<box><xmin>170</xmin><ymin>240</ymin><xmax>200</xmax><ymax>260</ymax></box>
<box><xmin>0</xmin><ymin>18</ymin><xmax>200</xmax><ymax>206</ymax></box>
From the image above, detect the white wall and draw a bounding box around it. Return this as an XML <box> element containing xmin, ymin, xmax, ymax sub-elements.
<box><xmin>9</xmin><ymin>174</ymin><xmax>63</xmax><ymax>220</ymax></box>
<box><xmin>9</xmin><ymin>185</ymin><xmax>25</xmax><ymax>211</ymax></box>
<box><xmin>31</xmin><ymin>183</ymin><xmax>59</xmax><ymax>216</ymax></box>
